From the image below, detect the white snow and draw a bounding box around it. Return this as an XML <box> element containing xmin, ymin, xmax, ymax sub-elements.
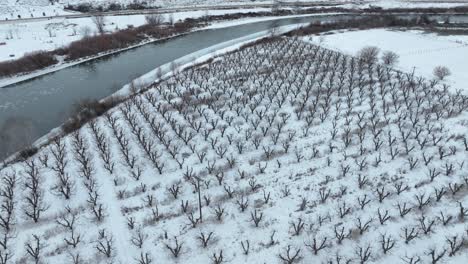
<box><xmin>307</xmin><ymin>28</ymin><xmax>468</xmax><ymax>92</ymax></box>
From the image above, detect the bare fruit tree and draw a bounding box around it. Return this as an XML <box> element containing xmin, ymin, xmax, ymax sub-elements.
<box><xmin>145</xmin><ymin>14</ymin><xmax>164</xmax><ymax>26</ymax></box>
<box><xmin>25</xmin><ymin>234</ymin><xmax>43</xmax><ymax>264</ymax></box>
<box><xmin>358</xmin><ymin>46</ymin><xmax>380</xmax><ymax>65</ymax></box>
<box><xmin>92</xmin><ymin>15</ymin><xmax>106</xmax><ymax>35</ymax></box>
<box><xmin>433</xmin><ymin>66</ymin><xmax>451</xmax><ymax>80</ymax></box>
<box><xmin>381</xmin><ymin>51</ymin><xmax>399</xmax><ymax>66</ymax></box>
<box><xmin>23</xmin><ymin>160</ymin><xmax>48</xmax><ymax>223</ymax></box>
<box><xmin>0</xmin><ymin>172</ymin><xmax>16</xmax><ymax>264</ymax></box>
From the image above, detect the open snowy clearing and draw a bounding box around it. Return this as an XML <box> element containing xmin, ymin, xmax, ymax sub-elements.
<box><xmin>1</xmin><ymin>31</ymin><xmax>468</xmax><ymax>263</ymax></box>
<box><xmin>307</xmin><ymin>28</ymin><xmax>468</xmax><ymax>93</ymax></box>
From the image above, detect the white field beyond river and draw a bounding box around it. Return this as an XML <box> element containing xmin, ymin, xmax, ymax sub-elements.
<box><xmin>307</xmin><ymin>28</ymin><xmax>468</xmax><ymax>93</ymax></box>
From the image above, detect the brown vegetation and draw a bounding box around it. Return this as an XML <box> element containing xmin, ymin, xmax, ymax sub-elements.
<box><xmin>0</xmin><ymin>21</ymin><xmax>197</xmax><ymax>78</ymax></box>
<box><xmin>0</xmin><ymin>51</ymin><xmax>57</xmax><ymax>77</ymax></box>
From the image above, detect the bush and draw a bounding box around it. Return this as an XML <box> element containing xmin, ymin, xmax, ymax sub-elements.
<box><xmin>0</xmin><ymin>51</ymin><xmax>57</xmax><ymax>77</ymax></box>
<box><xmin>145</xmin><ymin>14</ymin><xmax>164</xmax><ymax>26</ymax></box>
<box><xmin>17</xmin><ymin>146</ymin><xmax>38</xmax><ymax>161</ymax></box>
<box><xmin>65</xmin><ymin>29</ymin><xmax>141</xmax><ymax>60</ymax></box>
<box><xmin>433</xmin><ymin>66</ymin><xmax>451</xmax><ymax>80</ymax></box>
<box><xmin>173</xmin><ymin>21</ymin><xmax>193</xmax><ymax>32</ymax></box>
<box><xmin>0</xmin><ymin>18</ymin><xmax>195</xmax><ymax>77</ymax></box>
<box><xmin>358</xmin><ymin>46</ymin><xmax>380</xmax><ymax>64</ymax></box>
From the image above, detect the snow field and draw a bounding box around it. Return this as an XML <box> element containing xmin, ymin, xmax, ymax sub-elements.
<box><xmin>307</xmin><ymin>28</ymin><xmax>468</xmax><ymax>93</ymax></box>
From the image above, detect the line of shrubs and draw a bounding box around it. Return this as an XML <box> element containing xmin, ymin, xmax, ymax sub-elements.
<box><xmin>0</xmin><ymin>51</ymin><xmax>57</xmax><ymax>77</ymax></box>
<box><xmin>64</xmin><ymin>26</ymin><xmax>150</xmax><ymax>61</ymax></box>
<box><xmin>65</xmin><ymin>2</ymin><xmax>155</xmax><ymax>13</ymax></box>
<box><xmin>64</xmin><ymin>22</ymin><xmax>194</xmax><ymax>61</ymax></box>
<box><xmin>288</xmin><ymin>15</ymin><xmax>437</xmax><ymax>36</ymax></box>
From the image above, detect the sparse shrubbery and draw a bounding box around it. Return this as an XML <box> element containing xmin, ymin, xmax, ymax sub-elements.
<box><xmin>0</xmin><ymin>51</ymin><xmax>57</xmax><ymax>77</ymax></box>
<box><xmin>289</xmin><ymin>15</ymin><xmax>436</xmax><ymax>36</ymax></box>
<box><xmin>145</xmin><ymin>14</ymin><xmax>164</xmax><ymax>26</ymax></box>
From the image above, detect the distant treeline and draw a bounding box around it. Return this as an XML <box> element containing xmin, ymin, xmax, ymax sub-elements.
<box><xmin>65</xmin><ymin>2</ymin><xmax>156</xmax><ymax>13</ymax></box>
<box><xmin>65</xmin><ymin>1</ymin><xmax>468</xmax><ymax>14</ymax></box>
<box><xmin>288</xmin><ymin>15</ymin><xmax>438</xmax><ymax>36</ymax></box>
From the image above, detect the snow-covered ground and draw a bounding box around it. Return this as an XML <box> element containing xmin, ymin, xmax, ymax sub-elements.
<box><xmin>307</xmin><ymin>28</ymin><xmax>468</xmax><ymax>92</ymax></box>
<box><xmin>0</xmin><ymin>8</ymin><xmax>274</xmax><ymax>63</ymax></box>
<box><xmin>2</xmin><ymin>34</ymin><xmax>468</xmax><ymax>264</ymax></box>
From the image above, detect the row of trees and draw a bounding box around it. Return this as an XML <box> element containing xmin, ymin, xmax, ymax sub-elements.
<box><xmin>358</xmin><ymin>46</ymin><xmax>451</xmax><ymax>80</ymax></box>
